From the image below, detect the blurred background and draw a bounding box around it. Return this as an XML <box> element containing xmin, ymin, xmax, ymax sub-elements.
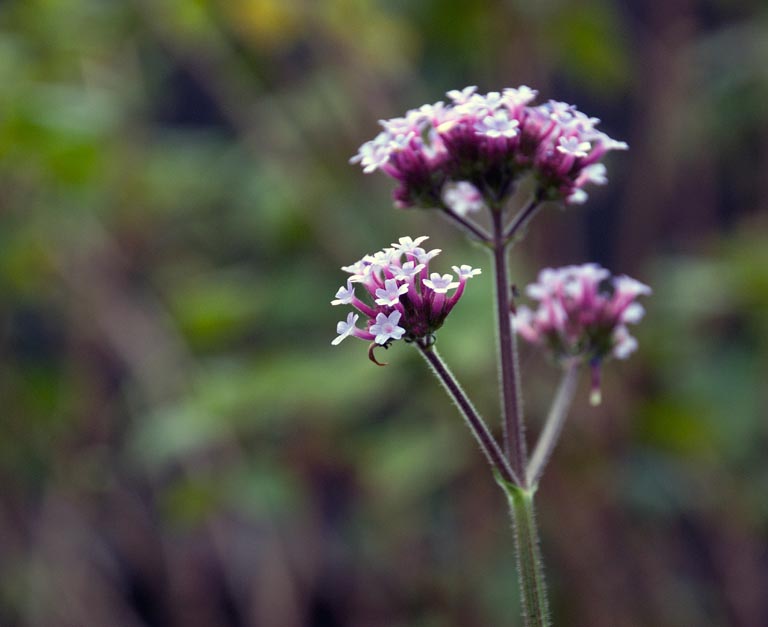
<box><xmin>1</xmin><ymin>0</ymin><xmax>767</xmax><ymax>625</ymax></box>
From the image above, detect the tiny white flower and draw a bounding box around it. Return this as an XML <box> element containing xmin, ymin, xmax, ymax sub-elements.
<box><xmin>447</xmin><ymin>86</ymin><xmax>478</xmax><ymax>104</ymax></box>
<box><xmin>567</xmin><ymin>189</ymin><xmax>588</xmax><ymax>204</ymax></box>
<box><xmin>389</xmin><ymin>132</ymin><xmax>416</xmax><ymax>152</ymax></box>
<box><xmin>412</xmin><ymin>247</ymin><xmax>441</xmax><ymax>265</ymax></box>
<box><xmin>601</xmin><ymin>136</ymin><xmax>629</xmax><ymax>151</ymax></box>
<box><xmin>409</xmin><ymin>102</ymin><xmax>447</xmax><ymax>125</ymax></box>
<box><xmin>572</xmin><ymin>113</ymin><xmax>601</xmax><ymax>135</ymax></box>
<box><xmin>442</xmin><ymin>181</ymin><xmax>486</xmax><ymax>216</ymax></box>
<box><xmin>475</xmin><ymin>111</ymin><xmax>519</xmax><ymax>138</ymax></box>
<box><xmin>482</xmin><ymin>91</ymin><xmax>504</xmax><ymax>110</ymax></box>
<box><xmin>423</xmin><ymin>273</ymin><xmax>460</xmax><ymax>294</ymax></box>
<box><xmin>503</xmin><ymin>85</ymin><xmax>538</xmax><ymax>107</ymax></box>
<box><xmin>394</xmin><ymin>261</ymin><xmax>425</xmax><ymax>281</ymax></box>
<box><xmin>563</xmin><ymin>264</ymin><xmax>609</xmax><ymax>299</ymax></box>
<box><xmin>341</xmin><ymin>258</ymin><xmax>368</xmax><ymax>275</ymax></box>
<box><xmin>365</xmin><ymin>248</ymin><xmax>398</xmax><ymax>272</ymax></box>
<box><xmin>452</xmin><ymin>264</ymin><xmax>482</xmax><ymax>279</ymax></box>
<box><xmin>375</xmin><ymin>278</ymin><xmax>409</xmax><ymax>306</ymax></box>
<box><xmin>370</xmin><ymin>311</ymin><xmax>406</xmax><ymax>345</ymax></box>
<box><xmin>577</xmin><ymin>263</ymin><xmax>610</xmax><ymax>283</ymax></box>
<box><xmin>350</xmin><ymin>132</ymin><xmax>393</xmax><ymax>173</ymax></box>
<box><xmin>582</xmin><ymin>163</ymin><xmax>608</xmax><ymax>185</ymax></box>
<box><xmin>614</xmin><ymin>276</ymin><xmax>652</xmax><ymax>297</ymax></box>
<box><xmin>545</xmin><ymin>100</ymin><xmax>576</xmax><ymax>124</ymax></box>
<box><xmin>513</xmin><ymin>306</ymin><xmax>540</xmax><ymax>343</ymax></box>
<box><xmin>621</xmin><ymin>302</ymin><xmax>645</xmax><ymax>324</ymax></box>
<box><xmin>332</xmin><ymin>312</ymin><xmax>359</xmax><ymax>346</ymax></box>
<box><xmin>557</xmin><ymin>136</ymin><xmax>592</xmax><ymax>157</ymax></box>
<box><xmin>612</xmin><ymin>327</ymin><xmax>638</xmax><ymax>359</ymax></box>
<box><xmin>452</xmin><ymin>96</ymin><xmax>487</xmax><ymax>118</ymax></box>
<box><xmin>526</xmin><ymin>268</ymin><xmax>565</xmax><ymax>299</ymax></box>
<box><xmin>380</xmin><ymin>116</ymin><xmax>410</xmax><ymax>135</ymax></box>
<box><xmin>331</xmin><ymin>280</ymin><xmax>355</xmax><ymax>306</ymax></box>
<box><xmin>392</xmin><ymin>235</ymin><xmax>429</xmax><ymax>253</ymax></box>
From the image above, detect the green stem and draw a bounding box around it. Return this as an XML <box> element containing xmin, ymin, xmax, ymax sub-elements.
<box><xmin>501</xmin><ymin>482</ymin><xmax>551</xmax><ymax>627</ymax></box>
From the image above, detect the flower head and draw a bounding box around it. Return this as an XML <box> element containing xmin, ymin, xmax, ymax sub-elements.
<box><xmin>332</xmin><ymin>237</ymin><xmax>482</xmax><ymax>357</ymax></box>
<box><xmin>351</xmin><ymin>86</ymin><xmax>627</xmax><ymax>209</ymax></box>
<box><xmin>514</xmin><ymin>264</ymin><xmax>650</xmax><ymax>403</ymax></box>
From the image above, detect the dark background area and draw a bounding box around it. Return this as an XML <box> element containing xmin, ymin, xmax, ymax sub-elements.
<box><xmin>1</xmin><ymin>0</ymin><xmax>767</xmax><ymax>625</ymax></box>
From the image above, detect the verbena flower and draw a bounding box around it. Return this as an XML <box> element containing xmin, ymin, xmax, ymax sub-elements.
<box><xmin>442</xmin><ymin>181</ymin><xmax>486</xmax><ymax>216</ymax></box>
<box><xmin>331</xmin><ymin>236</ymin><xmax>481</xmax><ymax>355</ymax></box>
<box><xmin>350</xmin><ymin>86</ymin><xmax>627</xmax><ymax>209</ymax></box>
<box><xmin>514</xmin><ymin>264</ymin><xmax>650</xmax><ymax>404</ymax></box>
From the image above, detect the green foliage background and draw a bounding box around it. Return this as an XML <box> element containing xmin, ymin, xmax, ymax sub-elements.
<box><xmin>1</xmin><ymin>1</ymin><xmax>767</xmax><ymax>625</ymax></box>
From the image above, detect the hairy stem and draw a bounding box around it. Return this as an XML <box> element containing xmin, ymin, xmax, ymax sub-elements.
<box><xmin>491</xmin><ymin>209</ymin><xmax>527</xmax><ymax>482</ymax></box>
<box><xmin>416</xmin><ymin>341</ymin><xmax>520</xmax><ymax>486</ymax></box>
<box><xmin>501</xmin><ymin>483</ymin><xmax>551</xmax><ymax>627</ymax></box>
<box><xmin>526</xmin><ymin>362</ymin><xmax>581</xmax><ymax>487</ymax></box>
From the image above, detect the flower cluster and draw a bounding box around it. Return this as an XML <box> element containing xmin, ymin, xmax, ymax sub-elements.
<box><xmin>350</xmin><ymin>86</ymin><xmax>626</xmax><ymax>209</ymax></box>
<box><xmin>331</xmin><ymin>236</ymin><xmax>481</xmax><ymax>354</ymax></box>
<box><xmin>514</xmin><ymin>264</ymin><xmax>650</xmax><ymax>403</ymax></box>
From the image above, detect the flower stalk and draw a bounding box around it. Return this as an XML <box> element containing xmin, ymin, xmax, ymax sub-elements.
<box><xmin>340</xmin><ymin>85</ymin><xmax>648</xmax><ymax>626</ymax></box>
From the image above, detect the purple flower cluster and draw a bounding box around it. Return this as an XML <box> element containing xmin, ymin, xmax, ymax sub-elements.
<box><xmin>515</xmin><ymin>264</ymin><xmax>650</xmax><ymax>361</ymax></box>
<box><xmin>514</xmin><ymin>264</ymin><xmax>650</xmax><ymax>401</ymax></box>
<box><xmin>331</xmin><ymin>236</ymin><xmax>481</xmax><ymax>350</ymax></box>
<box><xmin>350</xmin><ymin>86</ymin><xmax>627</xmax><ymax>209</ymax></box>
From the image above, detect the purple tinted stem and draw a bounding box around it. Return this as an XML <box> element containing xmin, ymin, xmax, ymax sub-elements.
<box><xmin>491</xmin><ymin>209</ymin><xmax>528</xmax><ymax>483</ymax></box>
<box><xmin>417</xmin><ymin>341</ymin><xmax>520</xmax><ymax>486</ymax></box>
